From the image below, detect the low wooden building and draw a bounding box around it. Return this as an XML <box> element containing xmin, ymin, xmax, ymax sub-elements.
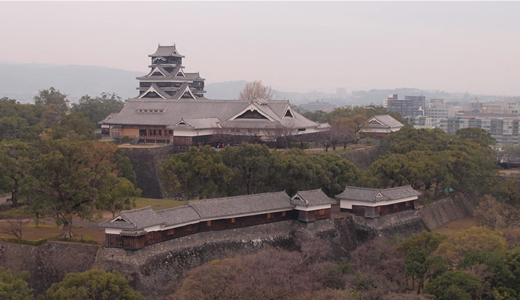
<box><xmin>359</xmin><ymin>115</ymin><xmax>404</xmax><ymax>139</ymax></box>
<box><xmin>100</xmin><ymin>189</ymin><xmax>335</xmax><ymax>250</ymax></box>
<box><xmin>336</xmin><ymin>185</ymin><xmax>420</xmax><ymax>218</ymax></box>
<box><xmin>291</xmin><ymin>189</ymin><xmax>336</xmax><ymax>222</ymax></box>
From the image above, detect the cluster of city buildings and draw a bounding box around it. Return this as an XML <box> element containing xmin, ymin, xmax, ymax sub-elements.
<box><xmin>385</xmin><ymin>94</ymin><xmax>520</xmax><ymax>146</ymax></box>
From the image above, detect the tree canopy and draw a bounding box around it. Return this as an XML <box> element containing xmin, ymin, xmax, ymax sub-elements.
<box><xmin>162</xmin><ymin>144</ymin><xmax>359</xmax><ymax>199</ymax></box>
<box><xmin>71</xmin><ymin>93</ymin><xmax>124</xmax><ymax>124</ymax></box>
<box><xmin>21</xmin><ymin>140</ymin><xmax>138</xmax><ymax>237</ymax></box>
<box><xmin>41</xmin><ymin>270</ymin><xmax>143</xmax><ymax>300</ymax></box>
<box><xmin>0</xmin><ymin>267</ymin><xmax>33</xmax><ymax>300</ymax></box>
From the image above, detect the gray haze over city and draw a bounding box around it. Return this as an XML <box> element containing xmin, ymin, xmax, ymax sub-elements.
<box><xmin>1</xmin><ymin>1</ymin><xmax>520</xmax><ymax>96</ymax></box>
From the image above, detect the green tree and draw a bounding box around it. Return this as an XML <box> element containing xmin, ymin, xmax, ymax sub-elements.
<box><xmin>41</xmin><ymin>269</ymin><xmax>143</xmax><ymax>300</ymax></box>
<box><xmin>34</xmin><ymin>87</ymin><xmax>69</xmax><ymax>128</ymax></box>
<box><xmin>435</xmin><ymin>227</ymin><xmax>508</xmax><ymax>265</ymax></box>
<box><xmin>491</xmin><ymin>179</ymin><xmax>520</xmax><ymax>207</ymax></box>
<box><xmin>0</xmin><ymin>97</ymin><xmax>44</xmax><ymax>141</ymax></box>
<box><xmin>23</xmin><ymin>140</ymin><xmax>135</xmax><ymax>237</ymax></box>
<box><xmin>456</xmin><ymin>127</ymin><xmax>496</xmax><ymax>148</ymax></box>
<box><xmin>317</xmin><ymin>153</ymin><xmax>359</xmax><ymax>196</ymax></box>
<box><xmin>398</xmin><ymin>231</ymin><xmax>448</xmax><ymax>294</ymax></box>
<box><xmin>374</xmin><ymin>126</ymin><xmax>497</xmax><ymax>195</ymax></box>
<box><xmin>51</xmin><ymin>112</ymin><xmax>95</xmax><ymax>140</ymax></box>
<box><xmin>270</xmin><ymin>149</ymin><xmax>329</xmax><ymax>195</ymax></box>
<box><xmin>425</xmin><ymin>271</ymin><xmax>482</xmax><ymax>300</ymax></box>
<box><xmin>0</xmin><ymin>267</ymin><xmax>33</xmax><ymax>300</ymax></box>
<box><xmin>0</xmin><ymin>141</ymin><xmax>34</xmax><ymax>207</ymax></box>
<box><xmin>71</xmin><ymin>93</ymin><xmax>125</xmax><ymax>124</ymax></box>
<box><xmin>97</xmin><ymin>174</ymin><xmax>142</xmax><ymax>218</ymax></box>
<box><xmin>162</xmin><ymin>146</ymin><xmax>233</xmax><ymax>199</ymax></box>
<box><xmin>220</xmin><ymin>144</ymin><xmax>272</xmax><ymax>195</ymax></box>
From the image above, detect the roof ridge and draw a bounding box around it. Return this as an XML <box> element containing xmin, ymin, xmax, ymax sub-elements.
<box><xmin>297</xmin><ymin>188</ymin><xmax>324</xmax><ymax>193</ymax></box>
<box><xmin>384</xmin><ymin>185</ymin><xmax>413</xmax><ymax>191</ymax></box>
<box><xmin>121</xmin><ymin>206</ymin><xmax>153</xmax><ymax>213</ymax></box>
<box><xmin>188</xmin><ymin>191</ymin><xmax>288</xmax><ymax>204</ymax></box>
<box><xmin>343</xmin><ymin>186</ymin><xmax>380</xmax><ymax>191</ymax></box>
<box><xmin>156</xmin><ymin>205</ymin><xmax>190</xmax><ymax>213</ymax></box>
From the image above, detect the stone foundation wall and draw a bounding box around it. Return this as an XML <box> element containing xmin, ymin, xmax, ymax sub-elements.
<box><xmin>0</xmin><ymin>194</ymin><xmax>476</xmax><ymax>299</ymax></box>
<box><xmin>122</xmin><ymin>146</ymin><xmax>175</xmax><ymax>198</ymax></box>
<box><xmin>0</xmin><ymin>242</ymin><xmax>101</xmax><ymax>296</ymax></box>
<box><xmin>419</xmin><ymin>194</ymin><xmax>475</xmax><ymax>230</ymax></box>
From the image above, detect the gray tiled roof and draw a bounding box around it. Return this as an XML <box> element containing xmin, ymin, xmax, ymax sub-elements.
<box><xmin>156</xmin><ymin>206</ymin><xmax>201</xmax><ymax>227</ymax></box>
<box><xmin>100</xmin><ymin>189</ymin><xmax>339</xmax><ymax>231</ymax></box>
<box><xmin>149</xmin><ymin>45</ymin><xmax>184</xmax><ymax>58</ymax></box>
<box><xmin>372</xmin><ymin>115</ymin><xmax>404</xmax><ymax>128</ymax></box>
<box><xmin>291</xmin><ymin>189</ymin><xmax>337</xmax><ymax>206</ymax></box>
<box><xmin>172</xmin><ymin>82</ymin><xmax>191</xmax><ymax>99</ymax></box>
<box><xmin>188</xmin><ymin>191</ymin><xmax>293</xmax><ymax>220</ymax></box>
<box><xmin>336</xmin><ymin>185</ymin><xmax>420</xmax><ymax>203</ymax></box>
<box><xmin>99</xmin><ymin>206</ymin><xmax>165</xmax><ymax>230</ymax></box>
<box><xmin>101</xmin><ymin>99</ymin><xmax>321</xmax><ymax>130</ymax></box>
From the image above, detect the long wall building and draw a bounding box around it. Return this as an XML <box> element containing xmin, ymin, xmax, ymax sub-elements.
<box><xmin>100</xmin><ymin>189</ymin><xmax>336</xmax><ymax>250</ymax></box>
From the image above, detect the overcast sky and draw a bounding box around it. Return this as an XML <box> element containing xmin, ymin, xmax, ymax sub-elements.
<box><xmin>1</xmin><ymin>2</ymin><xmax>519</xmax><ymax>95</ymax></box>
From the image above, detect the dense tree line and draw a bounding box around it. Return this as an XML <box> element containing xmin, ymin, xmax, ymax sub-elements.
<box><xmin>0</xmin><ymin>268</ymin><xmax>143</xmax><ymax>300</ymax></box>
<box><xmin>0</xmin><ymin>88</ymin><xmax>139</xmax><ymax>237</ymax></box>
<box><xmin>301</xmin><ymin>105</ymin><xmax>406</xmax><ymax>151</ymax></box>
<box><xmin>161</xmin><ymin>126</ymin><xmax>499</xmax><ymax>200</ymax></box>
<box><xmin>162</xmin><ymin>144</ymin><xmax>360</xmax><ymax>199</ymax></box>
<box><xmin>360</xmin><ymin>126</ymin><xmax>499</xmax><ymax>197</ymax></box>
<box><xmin>0</xmin><ymin>88</ymin><xmax>124</xmax><ymax>142</ymax></box>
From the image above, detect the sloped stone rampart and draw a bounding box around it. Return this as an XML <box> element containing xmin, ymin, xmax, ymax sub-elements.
<box><xmin>122</xmin><ymin>146</ymin><xmax>175</xmax><ymax>198</ymax></box>
<box><xmin>341</xmin><ymin>146</ymin><xmax>386</xmax><ymax>170</ymax></box>
<box><xmin>419</xmin><ymin>194</ymin><xmax>475</xmax><ymax>230</ymax></box>
<box><xmin>0</xmin><ymin>241</ymin><xmax>100</xmax><ymax>295</ymax></box>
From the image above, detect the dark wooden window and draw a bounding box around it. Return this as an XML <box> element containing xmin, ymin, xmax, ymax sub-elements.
<box><xmin>231</xmin><ymin>218</ymin><xmax>235</xmax><ymax>223</ymax></box>
<box><xmin>282</xmin><ymin>211</ymin><xmax>286</xmax><ymax>217</ymax></box>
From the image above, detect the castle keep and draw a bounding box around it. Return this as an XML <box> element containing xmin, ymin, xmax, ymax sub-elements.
<box><xmin>100</xmin><ymin>45</ymin><xmax>329</xmax><ymax>146</ymax></box>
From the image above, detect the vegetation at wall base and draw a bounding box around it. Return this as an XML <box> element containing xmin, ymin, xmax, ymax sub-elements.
<box><xmin>0</xmin><ymin>236</ymin><xmax>98</xmax><ymax>246</ymax></box>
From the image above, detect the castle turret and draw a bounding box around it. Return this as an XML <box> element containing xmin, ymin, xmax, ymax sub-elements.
<box><xmin>136</xmin><ymin>44</ymin><xmax>205</xmax><ymax>99</ymax></box>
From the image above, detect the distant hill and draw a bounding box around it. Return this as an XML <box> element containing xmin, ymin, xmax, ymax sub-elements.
<box><xmin>205</xmin><ymin>80</ymin><xmax>247</xmax><ymax>100</ymax></box>
<box><xmin>0</xmin><ymin>62</ymin><xmax>143</xmax><ymax>103</ymax></box>
<box><xmin>0</xmin><ymin>62</ymin><xmax>497</xmax><ymax>106</ymax></box>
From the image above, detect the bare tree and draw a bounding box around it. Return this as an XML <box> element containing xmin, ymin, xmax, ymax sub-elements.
<box><xmin>238</xmin><ymin>80</ymin><xmax>275</xmax><ymax>101</ymax></box>
<box><xmin>0</xmin><ymin>217</ymin><xmax>30</xmax><ymax>239</ymax></box>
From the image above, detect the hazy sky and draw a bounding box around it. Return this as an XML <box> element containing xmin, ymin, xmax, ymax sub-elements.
<box><xmin>1</xmin><ymin>2</ymin><xmax>520</xmax><ymax>95</ymax></box>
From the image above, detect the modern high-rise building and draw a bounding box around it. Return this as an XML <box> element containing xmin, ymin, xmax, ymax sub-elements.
<box><xmin>386</xmin><ymin>94</ymin><xmax>425</xmax><ymax>118</ymax></box>
<box><xmin>440</xmin><ymin>113</ymin><xmax>520</xmax><ymax>146</ymax></box>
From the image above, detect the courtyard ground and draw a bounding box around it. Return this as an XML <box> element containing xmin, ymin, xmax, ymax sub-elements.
<box><xmin>0</xmin><ymin>198</ymin><xmax>186</xmax><ymax>244</ymax></box>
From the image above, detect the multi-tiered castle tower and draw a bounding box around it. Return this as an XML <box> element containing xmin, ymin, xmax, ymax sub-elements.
<box><xmin>136</xmin><ymin>45</ymin><xmax>205</xmax><ymax>99</ymax></box>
